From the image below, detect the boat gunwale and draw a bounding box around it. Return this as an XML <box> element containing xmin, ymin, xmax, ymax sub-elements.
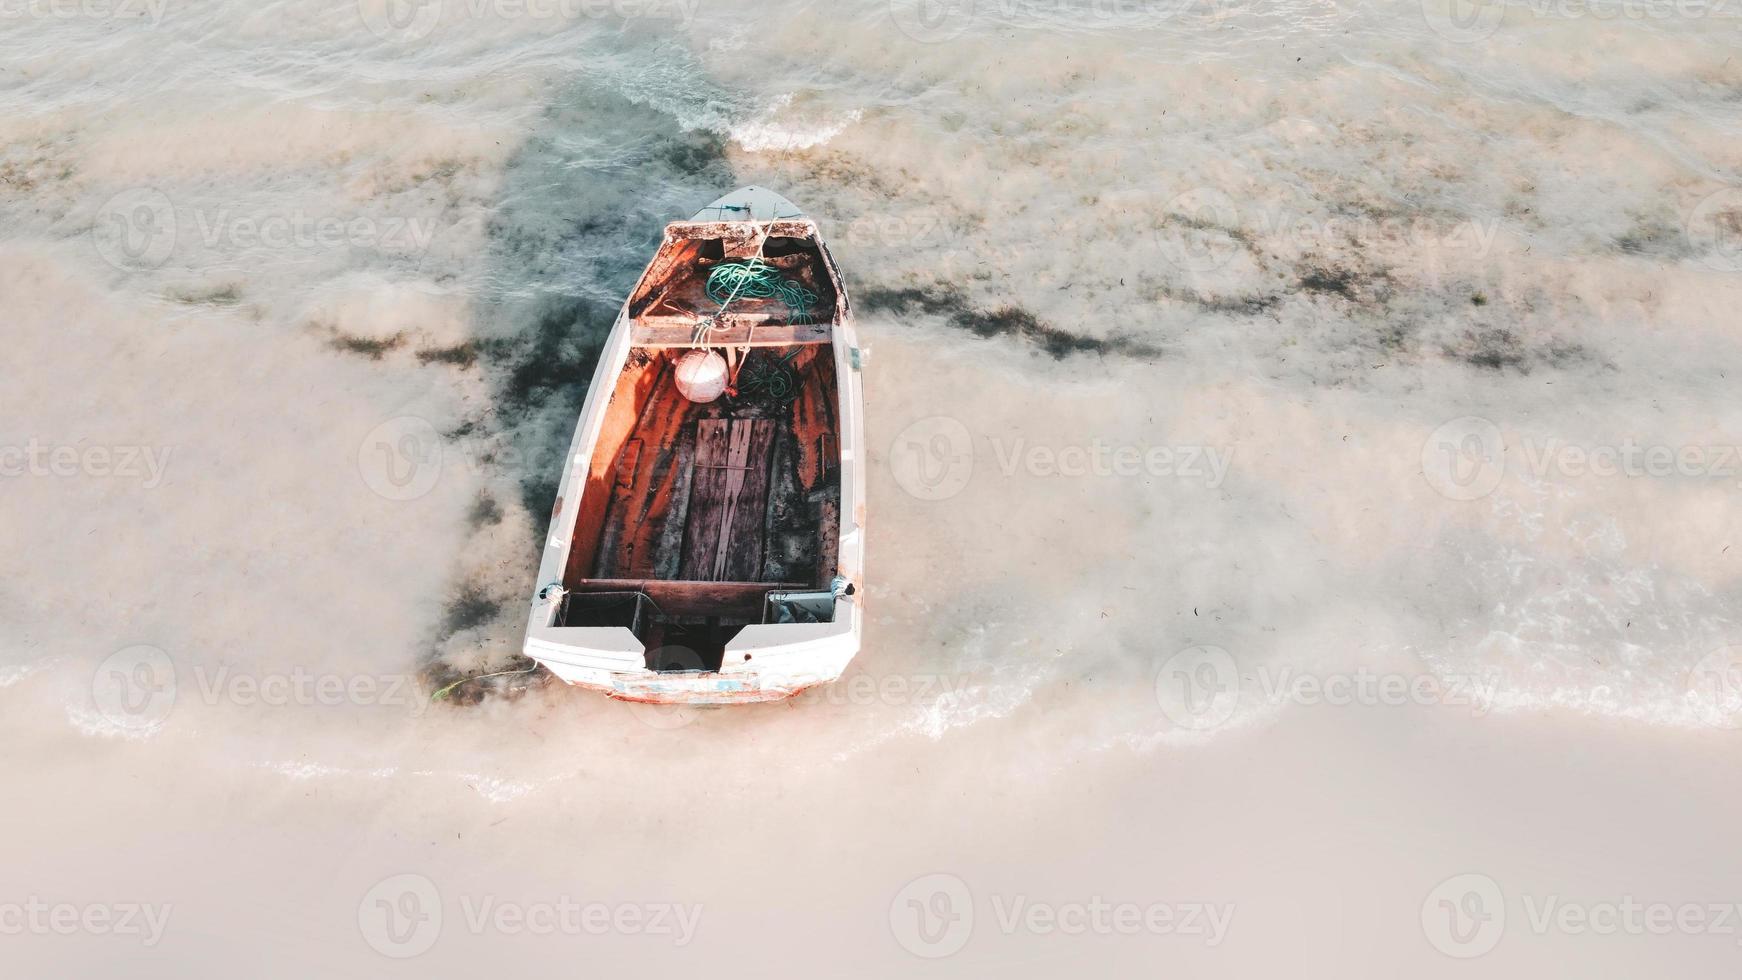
<box><xmin>523</xmin><ymin>198</ymin><xmax>865</xmax><ymax>700</ymax></box>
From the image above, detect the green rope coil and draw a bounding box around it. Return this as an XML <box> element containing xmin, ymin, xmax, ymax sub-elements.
<box><xmin>737</xmin><ymin>348</ymin><xmax>803</xmax><ymax>403</ymax></box>
<box><xmin>705</xmin><ymin>259</ymin><xmax>818</xmax><ymax>324</ymax></box>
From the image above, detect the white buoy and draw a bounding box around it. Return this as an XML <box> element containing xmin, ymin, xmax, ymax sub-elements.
<box><xmin>674</xmin><ymin>349</ymin><xmax>729</xmax><ymax>403</ymax></box>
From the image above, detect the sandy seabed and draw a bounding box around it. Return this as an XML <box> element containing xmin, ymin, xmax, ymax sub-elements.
<box><xmin>2</xmin><ymin>0</ymin><xmax>1741</xmax><ymax>974</ymax></box>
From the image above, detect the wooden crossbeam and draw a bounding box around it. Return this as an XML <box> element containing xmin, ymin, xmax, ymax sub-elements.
<box><xmin>574</xmin><ymin>579</ymin><xmax>805</xmax><ymax>619</ymax></box>
<box><xmin>631</xmin><ymin>319</ymin><xmax>831</xmax><ymax>348</ymax></box>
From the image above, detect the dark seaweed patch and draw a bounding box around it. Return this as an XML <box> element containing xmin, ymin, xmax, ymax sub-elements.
<box><xmin>329</xmin><ymin>332</ymin><xmax>404</xmax><ymax>360</ymax></box>
<box><xmin>1613</xmin><ymin>216</ymin><xmax>1691</xmax><ymax>258</ymax></box>
<box><xmin>468</xmin><ymin>491</ymin><xmax>503</xmax><ymax>530</ymax></box>
<box><xmin>490</xmin><ymin>298</ymin><xmax>611</xmax><ymax>418</ymax></box>
<box><xmin>1443</xmin><ymin>327</ymin><xmax>1592</xmax><ymax>373</ymax></box>
<box><xmin>417</xmin><ymin>343</ymin><xmax>478</xmax><ymax>368</ymax></box>
<box><xmin>1164</xmin><ymin>209</ymin><xmax>1255</xmax><ymax>248</ymax></box>
<box><xmin>1374</xmin><ymin>321</ymin><xmax>1412</xmax><ymax>351</ymax></box>
<box><xmin>166</xmin><ymin>283</ymin><xmax>243</xmax><ymax>306</ymax></box>
<box><xmin>469</xmin><ymin>297</ymin><xmax>617</xmax><ymax>524</ymax></box>
<box><xmin>420</xmin><ymin>51</ymin><xmax>751</xmax><ymax>699</ymax></box>
<box><xmin>1455</xmin><ymin>328</ymin><xmax>1526</xmax><ymax>371</ymax></box>
<box><xmin>1298</xmin><ymin>267</ymin><xmax>1356</xmax><ymax>297</ymax></box>
<box><xmin>517</xmin><ymin>474</ymin><xmax>559</xmax><ymax>537</ymax></box>
<box><xmin>1151</xmin><ymin>281</ymin><xmax>1280</xmax><ymax>316</ymax></box>
<box><xmin>663</xmin><ymin>135</ymin><xmax>731</xmax><ymax>176</ymax></box>
<box><xmin>860</xmin><ymin>286</ymin><xmax>1163</xmax><ymax>360</ymax></box>
<box><xmin>438</xmin><ymin>582</ymin><xmax>505</xmax><ymax>641</ymax></box>
<box><xmin>1289</xmin><ymin>262</ymin><xmax>1399</xmax><ymax>313</ymax></box>
<box><xmin>470</xmin><ymin>77</ymin><xmax>741</xmax><ymax>540</ymax></box>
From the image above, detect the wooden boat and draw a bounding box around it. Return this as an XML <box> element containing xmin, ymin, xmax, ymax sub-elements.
<box><xmin>523</xmin><ymin>187</ymin><xmax>866</xmax><ymax>703</ymax></box>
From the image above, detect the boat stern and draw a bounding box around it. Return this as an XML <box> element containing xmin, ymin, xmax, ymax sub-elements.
<box><xmin>523</xmin><ymin>594</ymin><xmax>862</xmax><ymax>705</ymax></box>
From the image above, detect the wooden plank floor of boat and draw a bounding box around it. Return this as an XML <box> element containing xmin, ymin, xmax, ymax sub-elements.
<box><xmin>679</xmin><ymin>418</ymin><xmax>776</xmax><ymax>581</ymax></box>
<box><xmin>589</xmin><ymin>347</ymin><xmax>839</xmax><ymax>589</ymax></box>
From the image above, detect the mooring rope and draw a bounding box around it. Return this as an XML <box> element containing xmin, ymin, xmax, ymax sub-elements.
<box><xmin>429</xmin><ymin>663</ymin><xmax>542</xmax><ymax>702</ymax></box>
<box><xmin>704</xmin><ymin>258</ymin><xmax>819</xmax><ymax>325</ymax></box>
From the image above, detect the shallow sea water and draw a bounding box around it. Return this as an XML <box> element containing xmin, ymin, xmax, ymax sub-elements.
<box><xmin>3</xmin><ymin>0</ymin><xmax>1742</xmax><ymax>975</ymax></box>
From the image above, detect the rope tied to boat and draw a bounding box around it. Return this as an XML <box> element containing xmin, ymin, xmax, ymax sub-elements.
<box><xmin>429</xmin><ymin>662</ymin><xmax>542</xmax><ymax>702</ymax></box>
<box><xmin>688</xmin><ymin>219</ymin><xmax>817</xmax><ymax>348</ymax></box>
<box><xmin>704</xmin><ymin>259</ymin><xmax>818</xmax><ymax>324</ymax></box>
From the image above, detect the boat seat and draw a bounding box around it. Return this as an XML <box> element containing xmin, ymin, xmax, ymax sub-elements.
<box><xmin>571</xmin><ymin>579</ymin><xmax>805</xmax><ymax>621</ymax></box>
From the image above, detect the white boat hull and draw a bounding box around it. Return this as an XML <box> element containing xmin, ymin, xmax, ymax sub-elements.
<box><xmin>522</xmin><ymin>188</ymin><xmax>866</xmax><ymax>704</ymax></box>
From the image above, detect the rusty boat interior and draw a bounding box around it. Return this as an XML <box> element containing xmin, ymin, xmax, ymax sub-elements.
<box><xmin>553</xmin><ymin>221</ymin><xmax>845</xmax><ymax>673</ymax></box>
